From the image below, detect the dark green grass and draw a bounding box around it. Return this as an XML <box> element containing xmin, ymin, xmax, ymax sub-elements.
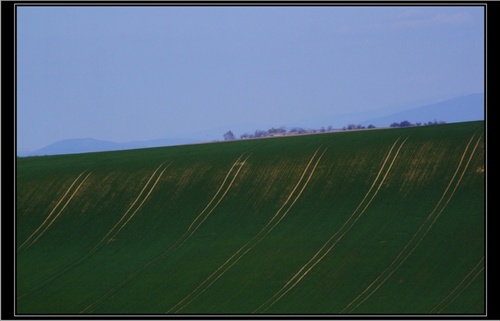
<box><xmin>16</xmin><ymin>121</ymin><xmax>484</xmax><ymax>315</ymax></box>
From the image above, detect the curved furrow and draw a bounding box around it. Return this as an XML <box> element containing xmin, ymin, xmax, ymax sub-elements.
<box><xmin>80</xmin><ymin>153</ymin><xmax>250</xmax><ymax>314</ymax></box>
<box><xmin>184</xmin><ymin>153</ymin><xmax>248</xmax><ymax>235</ymax></box>
<box><xmin>25</xmin><ymin>172</ymin><xmax>93</xmax><ymax>250</ymax></box>
<box><xmin>340</xmin><ymin>133</ymin><xmax>483</xmax><ymax>313</ymax></box>
<box><xmin>18</xmin><ymin>162</ymin><xmax>170</xmax><ymax>302</ymax></box>
<box><xmin>254</xmin><ymin>137</ymin><xmax>408</xmax><ymax>313</ymax></box>
<box><xmin>436</xmin><ymin>267</ymin><xmax>484</xmax><ymax>313</ymax></box>
<box><xmin>431</xmin><ymin>257</ymin><xmax>484</xmax><ymax>314</ymax></box>
<box><xmin>98</xmin><ymin>162</ymin><xmax>167</xmax><ymax>247</ymax></box>
<box><xmin>436</xmin><ymin>266</ymin><xmax>484</xmax><ymax>313</ymax></box>
<box><xmin>167</xmin><ymin>145</ymin><xmax>329</xmax><ymax>314</ymax></box>
<box><xmin>18</xmin><ymin>170</ymin><xmax>90</xmax><ymax>253</ymax></box>
<box><xmin>109</xmin><ymin>163</ymin><xmax>172</xmax><ymax>242</ymax></box>
<box><xmin>176</xmin><ymin>153</ymin><xmax>251</xmax><ymax>248</ymax></box>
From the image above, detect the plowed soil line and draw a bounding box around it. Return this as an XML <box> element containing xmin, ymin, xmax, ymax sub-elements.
<box><xmin>167</xmin><ymin>145</ymin><xmax>329</xmax><ymax>314</ymax></box>
<box><xmin>431</xmin><ymin>257</ymin><xmax>484</xmax><ymax>313</ymax></box>
<box><xmin>255</xmin><ymin>137</ymin><xmax>407</xmax><ymax>313</ymax></box>
<box><xmin>81</xmin><ymin>154</ymin><xmax>249</xmax><ymax>313</ymax></box>
<box><xmin>341</xmin><ymin>133</ymin><xmax>482</xmax><ymax>313</ymax></box>
<box><xmin>18</xmin><ymin>162</ymin><xmax>171</xmax><ymax>302</ymax></box>
<box><xmin>18</xmin><ymin>170</ymin><xmax>91</xmax><ymax>252</ymax></box>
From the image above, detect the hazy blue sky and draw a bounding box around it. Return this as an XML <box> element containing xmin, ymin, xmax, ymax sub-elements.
<box><xmin>17</xmin><ymin>5</ymin><xmax>484</xmax><ymax>152</ymax></box>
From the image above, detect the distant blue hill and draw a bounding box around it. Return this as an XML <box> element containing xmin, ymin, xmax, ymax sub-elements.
<box><xmin>20</xmin><ymin>93</ymin><xmax>484</xmax><ymax>157</ymax></box>
<box><xmin>362</xmin><ymin>93</ymin><xmax>484</xmax><ymax>127</ymax></box>
<box><xmin>28</xmin><ymin>138</ymin><xmax>122</xmax><ymax>156</ymax></box>
<box><xmin>25</xmin><ymin>137</ymin><xmax>200</xmax><ymax>157</ymax></box>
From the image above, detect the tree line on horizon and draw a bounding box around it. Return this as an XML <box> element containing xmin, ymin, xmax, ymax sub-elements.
<box><xmin>223</xmin><ymin>120</ymin><xmax>446</xmax><ymax>141</ymax></box>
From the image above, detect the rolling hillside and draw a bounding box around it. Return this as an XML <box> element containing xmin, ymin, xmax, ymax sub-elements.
<box><xmin>16</xmin><ymin>121</ymin><xmax>485</xmax><ymax>315</ymax></box>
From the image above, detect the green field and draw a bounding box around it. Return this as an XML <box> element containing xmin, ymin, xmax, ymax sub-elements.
<box><xmin>16</xmin><ymin>121</ymin><xmax>485</xmax><ymax>315</ymax></box>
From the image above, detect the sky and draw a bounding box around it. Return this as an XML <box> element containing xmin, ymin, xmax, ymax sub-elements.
<box><xmin>16</xmin><ymin>5</ymin><xmax>484</xmax><ymax>152</ymax></box>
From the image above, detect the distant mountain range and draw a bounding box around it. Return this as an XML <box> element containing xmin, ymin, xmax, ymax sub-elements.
<box><xmin>22</xmin><ymin>137</ymin><xmax>201</xmax><ymax>157</ymax></box>
<box><xmin>361</xmin><ymin>93</ymin><xmax>484</xmax><ymax>127</ymax></box>
<box><xmin>19</xmin><ymin>93</ymin><xmax>484</xmax><ymax>157</ymax></box>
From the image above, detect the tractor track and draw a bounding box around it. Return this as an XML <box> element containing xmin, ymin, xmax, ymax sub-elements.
<box><xmin>81</xmin><ymin>153</ymin><xmax>251</xmax><ymax>313</ymax></box>
<box><xmin>18</xmin><ymin>170</ymin><xmax>92</xmax><ymax>253</ymax></box>
<box><xmin>340</xmin><ymin>133</ymin><xmax>483</xmax><ymax>313</ymax></box>
<box><xmin>254</xmin><ymin>137</ymin><xmax>408</xmax><ymax>313</ymax></box>
<box><xmin>167</xmin><ymin>144</ymin><xmax>330</xmax><ymax>314</ymax></box>
<box><xmin>18</xmin><ymin>162</ymin><xmax>172</xmax><ymax>302</ymax></box>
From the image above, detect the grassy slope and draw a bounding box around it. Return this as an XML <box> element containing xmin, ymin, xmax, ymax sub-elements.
<box><xmin>16</xmin><ymin>121</ymin><xmax>484</xmax><ymax>315</ymax></box>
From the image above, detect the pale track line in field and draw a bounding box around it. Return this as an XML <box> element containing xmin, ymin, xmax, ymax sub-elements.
<box><xmin>176</xmin><ymin>154</ymin><xmax>251</xmax><ymax>248</ymax></box>
<box><xmin>341</xmin><ymin>133</ymin><xmax>483</xmax><ymax>313</ymax></box>
<box><xmin>22</xmin><ymin>171</ymin><xmax>93</xmax><ymax>251</ymax></box>
<box><xmin>81</xmin><ymin>154</ymin><xmax>250</xmax><ymax>313</ymax></box>
<box><xmin>184</xmin><ymin>153</ymin><xmax>247</xmax><ymax>235</ymax></box>
<box><xmin>18</xmin><ymin>170</ymin><xmax>89</xmax><ymax>252</ymax></box>
<box><xmin>431</xmin><ymin>257</ymin><xmax>484</xmax><ymax>314</ymax></box>
<box><xmin>258</xmin><ymin>147</ymin><xmax>330</xmax><ymax>239</ymax></box>
<box><xmin>167</xmin><ymin>145</ymin><xmax>329</xmax><ymax>314</ymax></box>
<box><xmin>109</xmin><ymin>162</ymin><xmax>173</xmax><ymax>241</ymax></box>
<box><xmin>166</xmin><ymin>147</ymin><xmax>324</xmax><ymax>313</ymax></box>
<box><xmin>18</xmin><ymin>162</ymin><xmax>170</xmax><ymax>302</ymax></box>
<box><xmin>97</xmin><ymin>162</ymin><xmax>167</xmax><ymax>247</ymax></box>
<box><xmin>255</xmin><ymin>146</ymin><xmax>324</xmax><ymax>235</ymax></box>
<box><xmin>406</xmin><ymin>133</ymin><xmax>483</xmax><ymax>243</ymax></box>
<box><xmin>436</xmin><ymin>265</ymin><xmax>484</xmax><ymax>313</ymax></box>
<box><xmin>341</xmin><ymin>133</ymin><xmax>478</xmax><ymax>313</ymax></box>
<box><xmin>193</xmin><ymin>147</ymin><xmax>329</xmax><ymax>307</ymax></box>
<box><xmin>255</xmin><ymin>137</ymin><xmax>407</xmax><ymax>313</ymax></box>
